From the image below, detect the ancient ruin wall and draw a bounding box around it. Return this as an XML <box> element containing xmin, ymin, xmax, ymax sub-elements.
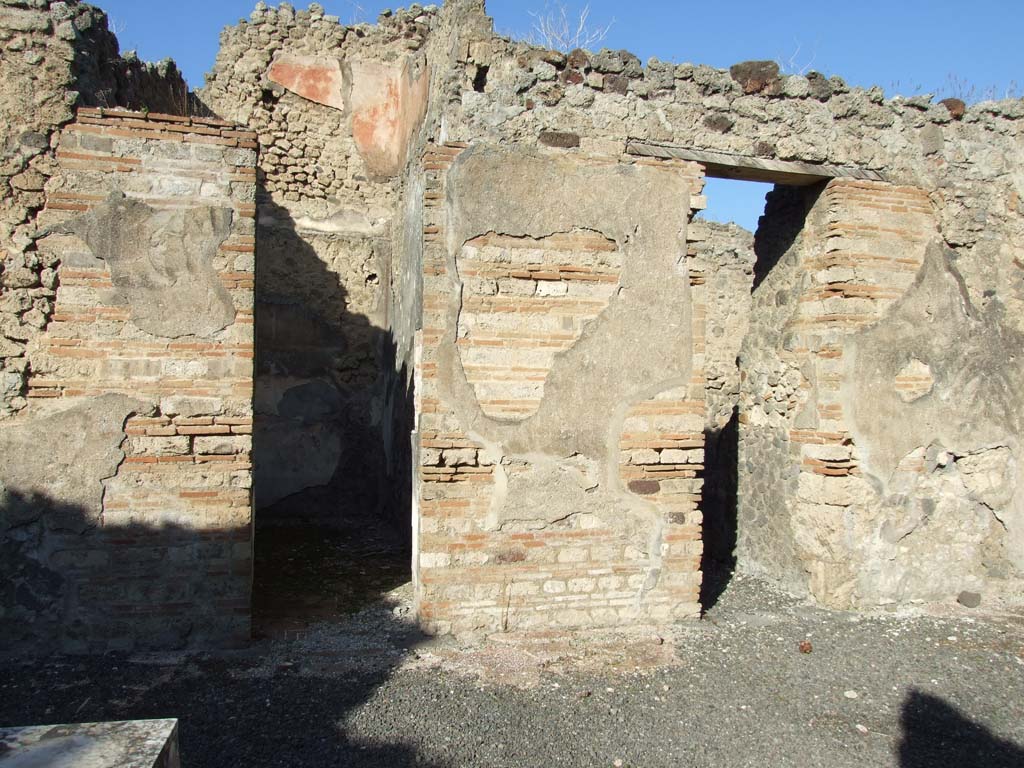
<box><xmin>1</xmin><ymin>2</ymin><xmax>257</xmax><ymax>652</ymax></box>
<box><xmin>415</xmin><ymin>145</ymin><xmax>707</xmax><ymax>634</ymax></box>
<box><xmin>439</xmin><ymin>22</ymin><xmax>1024</xmax><ymax>330</ymax></box>
<box><xmin>2</xmin><ymin>109</ymin><xmax>257</xmax><ymax>652</ymax></box>
<box><xmin>688</xmin><ymin>221</ymin><xmax>755</xmax><ymax>569</ymax></box>
<box><xmin>428</xmin><ymin>7</ymin><xmax>1024</xmax><ymax>610</ymax></box>
<box><xmin>739</xmin><ymin>180</ymin><xmax>1023</xmax><ymax>608</ymax></box>
<box><xmin>199</xmin><ymin>1</ymin><xmax>1023</xmax><ymax>614</ymax></box>
<box><xmin>3</xmin><ymin>0</ymin><xmax>1022</xmax><ymax>651</ymax></box>
<box><xmin>197</xmin><ymin>1</ymin><xmax>499</xmax><ymax>535</ymax></box>
<box><xmin>2</xmin><ymin>0</ymin><xmax>190</xmax><ymax>420</ymax></box>
<box><xmin>198</xmin><ymin>3</ymin><xmax>438</xmax><ymax>530</ymax></box>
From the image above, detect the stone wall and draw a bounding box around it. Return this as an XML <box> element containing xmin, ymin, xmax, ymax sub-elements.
<box><xmin>437</xmin><ymin>17</ymin><xmax>1024</xmax><ymax>337</ymax></box>
<box><xmin>420</xmin><ymin>6</ymin><xmax>1024</xmax><ymax>610</ymax></box>
<box><xmin>197</xmin><ymin>0</ymin><xmax>1023</xmax><ymax>617</ymax></box>
<box><xmin>688</xmin><ymin>221</ymin><xmax>755</xmax><ymax>570</ymax></box>
<box><xmin>739</xmin><ymin>180</ymin><xmax>1023</xmax><ymax>608</ymax></box>
<box><xmin>1</xmin><ymin>109</ymin><xmax>256</xmax><ymax>653</ymax></box>
<box><xmin>1</xmin><ymin>2</ymin><xmax>256</xmax><ymax>653</ymax></box>
<box><xmin>3</xmin><ymin>0</ymin><xmax>1022</xmax><ymax>650</ymax></box>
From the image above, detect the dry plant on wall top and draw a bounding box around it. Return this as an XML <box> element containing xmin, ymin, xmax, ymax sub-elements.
<box><xmin>527</xmin><ymin>2</ymin><xmax>615</xmax><ymax>52</ymax></box>
<box><xmin>937</xmin><ymin>73</ymin><xmax>1021</xmax><ymax>103</ymax></box>
<box><xmin>343</xmin><ymin>0</ymin><xmax>368</xmax><ymax>25</ymax></box>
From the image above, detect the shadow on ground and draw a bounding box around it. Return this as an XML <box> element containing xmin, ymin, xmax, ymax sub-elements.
<box><xmin>899</xmin><ymin>689</ymin><xmax>1024</xmax><ymax>768</ymax></box>
<box><xmin>1</xmin><ymin>490</ymin><xmax>432</xmax><ymax>766</ymax></box>
<box><xmin>0</xmin><ymin>645</ymin><xmax>442</xmax><ymax>768</ymax></box>
<box><xmin>252</xmin><ymin>525</ymin><xmax>411</xmax><ymax>640</ymax></box>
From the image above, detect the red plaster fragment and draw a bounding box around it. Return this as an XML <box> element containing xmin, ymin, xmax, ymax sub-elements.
<box><xmin>267</xmin><ymin>53</ymin><xmax>345</xmax><ymax>111</ymax></box>
<box><xmin>350</xmin><ymin>58</ymin><xmax>430</xmax><ymax>178</ymax></box>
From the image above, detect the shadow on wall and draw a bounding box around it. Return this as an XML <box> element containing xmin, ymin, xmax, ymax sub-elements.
<box><xmin>1</xmin><ymin>197</ymin><xmax>418</xmax><ymax>653</ymax></box>
<box><xmin>0</xmin><ymin>488</ymin><xmax>250</xmax><ymax>654</ymax></box>
<box><xmin>699</xmin><ymin>406</ymin><xmax>739</xmax><ymax>612</ymax></box>
<box><xmin>252</xmin><ymin>198</ymin><xmax>414</xmax><ymax>547</ymax></box>
<box><xmin>1</xmin><ymin>487</ymin><xmax>441</xmax><ymax>768</ymax></box>
<box><xmin>899</xmin><ymin>690</ymin><xmax>1024</xmax><ymax>768</ymax></box>
<box><xmin>752</xmin><ymin>182</ymin><xmax>821</xmax><ymax>291</ymax></box>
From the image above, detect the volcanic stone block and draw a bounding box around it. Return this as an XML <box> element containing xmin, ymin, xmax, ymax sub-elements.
<box><xmin>729</xmin><ymin>60</ymin><xmax>780</xmax><ymax>94</ymax></box>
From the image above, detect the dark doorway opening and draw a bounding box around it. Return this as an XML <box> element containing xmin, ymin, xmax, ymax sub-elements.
<box><xmin>249</xmin><ymin>195</ymin><xmax>415</xmax><ymax>640</ymax></box>
<box><xmin>252</xmin><ymin>526</ymin><xmax>411</xmax><ymax>640</ymax></box>
<box><xmin>700</xmin><ymin>407</ymin><xmax>740</xmax><ymax>610</ymax></box>
<box><xmin>695</xmin><ymin>173</ymin><xmax>823</xmax><ymax>612</ymax></box>
<box><xmin>692</xmin><ymin>176</ymin><xmax>769</xmax><ymax>612</ymax></box>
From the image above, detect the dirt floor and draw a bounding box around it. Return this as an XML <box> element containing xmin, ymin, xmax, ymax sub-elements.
<box><xmin>2</xmin><ymin>527</ymin><xmax>1023</xmax><ymax>767</ymax></box>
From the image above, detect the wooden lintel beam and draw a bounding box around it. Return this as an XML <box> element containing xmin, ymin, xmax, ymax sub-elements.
<box><xmin>626</xmin><ymin>141</ymin><xmax>887</xmax><ymax>186</ymax></box>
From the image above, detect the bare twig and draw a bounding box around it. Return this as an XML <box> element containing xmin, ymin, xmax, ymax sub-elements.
<box><xmin>777</xmin><ymin>39</ymin><xmax>818</xmax><ymax>76</ymax></box>
<box><xmin>343</xmin><ymin>0</ymin><xmax>367</xmax><ymax>25</ymax></box>
<box><xmin>107</xmin><ymin>15</ymin><xmax>127</xmax><ymax>38</ymax></box>
<box><xmin>526</xmin><ymin>2</ymin><xmax>614</xmax><ymax>52</ymax></box>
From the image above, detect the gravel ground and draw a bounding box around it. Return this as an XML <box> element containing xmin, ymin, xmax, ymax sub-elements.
<box><xmin>2</xmin><ymin>572</ymin><xmax>1023</xmax><ymax>768</ymax></box>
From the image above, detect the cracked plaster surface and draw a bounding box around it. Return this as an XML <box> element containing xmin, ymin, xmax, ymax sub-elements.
<box><xmin>62</xmin><ymin>193</ymin><xmax>235</xmax><ymax>340</ymax></box>
<box><xmin>433</xmin><ymin>146</ymin><xmax>696</xmax><ymax>594</ymax></box>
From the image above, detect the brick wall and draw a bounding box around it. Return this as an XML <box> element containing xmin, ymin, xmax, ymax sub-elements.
<box><xmin>191</xmin><ymin>0</ymin><xmax>1024</xmax><ymax>620</ymax></box>
<box><xmin>415</xmin><ymin>143</ymin><xmax>707</xmax><ymax>635</ymax></box>
<box><xmin>2</xmin><ymin>109</ymin><xmax>256</xmax><ymax>652</ymax></box>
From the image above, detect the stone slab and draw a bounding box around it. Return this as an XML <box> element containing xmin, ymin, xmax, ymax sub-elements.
<box><xmin>626</xmin><ymin>141</ymin><xmax>887</xmax><ymax>185</ymax></box>
<box><xmin>0</xmin><ymin>720</ymin><xmax>179</xmax><ymax>768</ymax></box>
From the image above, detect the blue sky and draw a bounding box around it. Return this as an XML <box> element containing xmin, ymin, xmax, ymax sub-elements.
<box><xmin>97</xmin><ymin>0</ymin><xmax>1022</xmax><ymax>229</ymax></box>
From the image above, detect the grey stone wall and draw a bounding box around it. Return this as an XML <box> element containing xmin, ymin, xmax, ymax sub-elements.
<box><xmin>737</xmin><ymin>185</ymin><xmax>821</xmax><ymax>592</ymax></box>
<box><xmin>437</xmin><ymin>19</ymin><xmax>1024</xmax><ymax>328</ymax></box>
<box><xmin>689</xmin><ymin>221</ymin><xmax>755</xmax><ymax>572</ymax></box>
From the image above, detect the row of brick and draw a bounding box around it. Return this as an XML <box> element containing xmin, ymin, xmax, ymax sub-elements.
<box><xmin>71</xmin><ymin>107</ymin><xmax>258</xmax><ymax>147</ymax></box>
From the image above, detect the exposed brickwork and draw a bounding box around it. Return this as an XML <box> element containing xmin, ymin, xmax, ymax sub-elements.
<box><xmin>4</xmin><ymin>0</ymin><xmax>1023</xmax><ymax>653</ymax></box>
<box><xmin>3</xmin><ymin>109</ymin><xmax>256</xmax><ymax>652</ymax></box>
<box><xmin>734</xmin><ymin>178</ymin><xmax>1018</xmax><ymax>608</ymax></box>
<box><xmin>415</xmin><ymin>143</ymin><xmax>707</xmax><ymax>634</ymax></box>
<box><xmin>198</xmin><ymin>0</ymin><xmax>1024</xmax><ymax>620</ymax></box>
<box><xmin>455</xmin><ymin>230</ymin><xmax>622</xmax><ymax>418</ymax></box>
<box><xmin>793</xmin><ymin>182</ymin><xmax>936</xmax><ymax>331</ymax></box>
